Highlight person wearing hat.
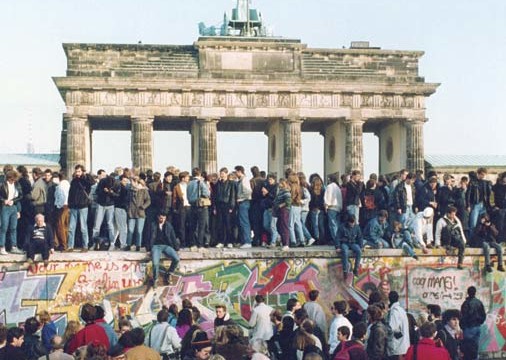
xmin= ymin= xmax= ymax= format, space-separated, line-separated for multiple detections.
xmin=183 ymin=331 xmax=212 ymax=360
xmin=408 ymin=207 xmax=434 ymax=254
xmin=150 ymin=213 xmax=180 ymax=288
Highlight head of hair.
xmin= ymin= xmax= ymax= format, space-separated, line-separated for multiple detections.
xmin=80 ymin=303 xmax=97 ymax=323
xmin=38 ymin=310 xmax=51 ymax=324
xmin=176 ymin=308 xmax=193 ymax=327
xmin=24 ymin=317 xmax=40 ymax=335
xmin=224 ymin=325 xmax=243 ymax=341
xmin=234 ymin=165 xmax=245 ymax=174
xmin=303 ymin=353 xmax=323 ymax=360
xmin=378 ymin=210 xmax=388 ymax=219
xmin=219 ymin=167 xmax=228 ymax=174
xmin=353 ymin=322 xmax=368 ymax=340
xmin=337 ymin=325 xmax=351 ymax=340
xmin=74 ymin=164 xmax=85 ymax=172
xmin=7 ymin=327 xmax=24 ymax=344
xmin=251 ymin=166 xmax=260 ymax=177
xmin=191 ymin=306 xmax=201 ymax=323
xmin=192 ymin=167 xmax=201 ymax=177
xmin=328 ymin=173 xmax=338 ymax=184
xmin=368 ymin=290 xmax=382 ymax=305
xmin=442 ymin=309 xmax=461 ymax=324
xmin=333 ymin=300 xmax=347 ymax=315
xmin=477 ymin=167 xmax=488 ymax=175
xmin=427 ymin=304 xmax=442 ymax=317
xmin=0 ymin=324 xmax=7 ymax=344
xmin=308 ymin=290 xmax=319 ymax=301
xmin=467 ymin=286 xmax=477 ymax=297
xmin=94 ymin=305 xmax=105 ymax=320
xmin=255 ymin=294 xmax=265 ymax=303
xmin=182 ymin=298 xmax=193 ymax=309
xmin=281 ymin=316 xmax=295 ymax=334
xmin=447 ymin=205 xmax=458 ymax=214
xmin=420 ymin=321 xmax=437 ymax=338
xmin=286 ymin=298 xmax=299 ymax=312
xmin=168 ymin=303 xmax=178 ymax=316
xmin=130 ymin=327 xmax=145 ymax=346
xmin=51 ymin=335 xmax=65 ymax=350
xmin=16 ymin=165 xmax=28 ymax=177
xmin=5 ymin=170 xmax=18 ymax=182
xmin=63 ymin=320 xmax=81 ymax=342
xmin=117 ymin=317 xmax=131 ymax=332
xmin=367 ymin=305 xmax=383 ymax=322
xmin=179 ymin=171 xmax=190 ymax=181
xmin=215 ymin=304 xmax=227 ymax=312
xmin=388 ymin=291 xmax=399 ymax=304
xmin=157 ymin=308 xmax=169 ymax=323
xmin=118 ymin=331 xmax=135 ymax=348
xmin=270 ymin=309 xmax=282 ymax=323
xmin=294 ymin=308 xmax=308 ymax=323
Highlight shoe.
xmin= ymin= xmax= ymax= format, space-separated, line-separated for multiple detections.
xmin=426 ymin=244 xmax=433 ymax=249
xmin=307 ymin=238 xmax=316 ymax=246
xmin=413 ymin=255 xmax=419 ymax=260
xmin=457 ymin=264 xmax=463 ymax=270
xmin=10 ymin=247 xmax=24 ymax=255
xmin=486 ymin=265 xmax=493 ymax=273
xmin=353 ymin=269 xmax=359 ymax=276
xmin=27 ymin=258 xmax=34 ymax=264
xmin=268 ymin=243 xmax=277 ymax=249
xmin=190 ymin=246 xmax=198 ymax=252
xmin=135 ymin=246 xmax=140 ymax=252
xmin=282 ymin=246 xmax=289 ymax=251
xmin=240 ymin=244 xmax=252 ymax=249
xmin=122 ymin=246 xmax=130 ymax=251
xmin=81 ymin=248 xmax=88 ymax=253
xmin=43 ymin=260 xmax=49 ymax=267
xmin=216 ymin=243 xmax=224 ymax=249
xmin=297 ymin=243 xmax=305 ymax=248
xmin=64 ymin=248 xmax=74 ymax=252
xmin=498 ymin=266 xmax=505 ymax=272
xmin=0 ymin=248 xmax=8 ymax=255
xmin=227 ymin=244 xmax=233 ymax=249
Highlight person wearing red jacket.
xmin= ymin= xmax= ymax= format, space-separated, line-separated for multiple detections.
xmin=405 ymin=322 xmax=451 ymax=360
xmin=65 ymin=303 xmax=110 ymax=355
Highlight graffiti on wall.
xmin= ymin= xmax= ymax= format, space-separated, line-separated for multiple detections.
xmin=0 ymin=254 xmax=504 ymax=353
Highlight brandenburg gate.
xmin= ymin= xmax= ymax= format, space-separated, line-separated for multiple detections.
xmin=54 ymin=6 xmax=438 ymax=178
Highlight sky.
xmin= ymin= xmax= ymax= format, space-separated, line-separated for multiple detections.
xmin=1 ymin=0 xmax=505 ymax=176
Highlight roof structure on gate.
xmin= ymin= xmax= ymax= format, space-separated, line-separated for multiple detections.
xmin=425 ymin=154 xmax=506 ymax=168
xmin=0 ymin=153 xmax=60 ymax=167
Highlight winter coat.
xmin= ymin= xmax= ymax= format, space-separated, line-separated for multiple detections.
xmin=367 ymin=321 xmax=388 ymax=360
xmin=405 ymin=338 xmax=451 ymax=360
xmin=127 ymin=187 xmax=151 ymax=219
xmin=460 ymin=296 xmax=486 ymax=329
xmin=68 ymin=175 xmax=94 ymax=209
xmin=387 ymin=302 xmax=410 ymax=356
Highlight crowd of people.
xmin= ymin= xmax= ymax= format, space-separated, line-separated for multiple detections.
xmin=0 ymin=287 xmax=487 ymax=360
xmin=0 ymin=163 xmax=505 ymax=279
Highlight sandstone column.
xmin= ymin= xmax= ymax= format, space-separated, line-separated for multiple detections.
xmin=406 ymin=118 xmax=425 ymax=172
xmin=283 ymin=118 xmax=303 ymax=173
xmin=198 ymin=118 xmax=218 ymax=174
xmin=131 ymin=116 xmax=154 ymax=172
xmin=345 ymin=118 xmax=364 ymax=174
xmin=65 ymin=114 xmax=88 ymax=178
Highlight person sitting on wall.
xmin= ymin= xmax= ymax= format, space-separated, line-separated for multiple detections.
xmin=337 ymin=214 xmax=363 ymax=277
xmin=435 ymin=206 xmax=466 ymax=269
xmin=150 ymin=212 xmax=180 ymax=289
xmin=471 ymin=213 xmax=505 ymax=272
xmin=408 ymin=207 xmax=434 ymax=254
xmin=363 ymin=210 xmax=391 ymax=249
xmin=26 ymin=213 xmax=54 ymax=268
xmin=391 ymin=221 xmax=418 ymax=260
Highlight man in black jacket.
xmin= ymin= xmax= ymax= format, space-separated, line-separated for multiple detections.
xmin=215 ymin=167 xmax=236 ymax=248
xmin=460 ymin=286 xmax=486 ymax=360
xmin=150 ymin=213 xmax=180 ymax=288
xmin=91 ymin=174 xmax=117 ymax=250
xmin=67 ymin=165 xmax=94 ymax=252
xmin=26 ymin=214 xmax=54 ymax=267
xmin=21 ymin=317 xmax=47 ymax=360
xmin=0 ymin=170 xmax=24 ymax=255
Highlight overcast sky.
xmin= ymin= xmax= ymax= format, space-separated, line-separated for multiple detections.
xmin=1 ymin=0 xmax=505 ymax=176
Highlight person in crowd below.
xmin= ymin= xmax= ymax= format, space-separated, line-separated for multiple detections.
xmin=427 ymin=304 xmax=444 ymax=334
xmin=65 ymin=303 xmax=110 ymax=354
xmin=438 ymin=309 xmax=463 ymax=360
xmin=472 ymin=213 xmax=505 ymax=272
xmin=95 ymin=305 xmax=119 ymax=348
xmin=54 ymin=172 xmax=70 ymax=251
xmin=4 ymin=327 xmax=25 ymax=360
xmin=0 ymin=324 xmax=6 ymax=359
xmin=293 ymin=309 xmax=327 ymax=358
xmin=31 ymin=167 xmax=48 ymax=217
xmin=284 ymin=298 xmax=302 ymax=321
xmin=366 ymin=305 xmax=388 ymax=360
xmin=393 ymin=171 xmax=416 ymax=227
xmin=435 ymin=206 xmax=466 ymax=269
xmin=43 ymin=336 xmax=74 ymax=360
xmin=387 ymin=291 xmax=410 ymax=360
xmin=113 ymin=175 xmax=130 ymax=250
xmin=273 ymin=178 xmax=292 ymax=251
xmin=308 ymin=174 xmax=325 ymax=244
xmin=454 ymin=176 xmax=470 ymax=240
xmin=179 ymin=306 xmax=203 ymax=359
xmin=183 ymin=331 xmax=212 ymax=360
xmin=330 ymin=322 xmax=368 ymax=360
xmin=408 ymin=207 xmax=434 ymax=254
xmin=460 ymin=286 xmax=486 ymax=360
xmin=405 ymin=322 xmax=451 ymax=360
xmin=62 ymin=320 xmax=82 ymax=354
xmin=215 ymin=325 xmax=250 ymax=360
xmin=249 ymin=294 xmax=274 ymax=343
xmin=117 ymin=318 xmax=132 ymax=338
xmin=328 ymin=300 xmax=353 ymax=355
xmin=107 ymin=344 xmax=127 ymax=360
xmin=214 ymin=304 xmax=235 ymax=328
xmin=234 ymin=165 xmax=253 ymax=249
xmin=172 ymin=171 xmax=191 ymax=248
xmin=250 ymin=166 xmax=266 ymax=247
xmin=346 ymin=170 xmax=364 ymax=223
xmin=67 ymin=165 xmax=94 ymax=252
xmin=146 ymin=308 xmax=181 ymax=359
xmin=167 ymin=304 xmax=178 ymax=327
xmin=292 ymin=320 xmax=322 ymax=360
xmin=492 ymin=172 xmax=506 ymax=242
xmin=186 ymin=168 xmax=211 ymax=250
xmin=21 ymin=316 xmax=47 ymax=360
xmin=0 ymin=170 xmax=24 ymax=255
xmin=215 ymin=167 xmax=236 ymax=249
xmin=126 ymin=177 xmax=151 ymax=251
xmin=176 ymin=308 xmax=194 ymax=340
xmin=337 ymin=214 xmax=363 ymax=277
xmin=303 ymin=290 xmax=327 ymax=341
xmin=38 ymin=310 xmax=57 ymax=353
xmin=26 ymin=214 xmax=54 ymax=268
xmin=391 ymin=220 xmax=418 ymax=259
xmin=124 ymin=328 xmax=159 ymax=360
xmin=249 ymin=339 xmax=270 ymax=360
xmin=261 ymin=174 xmax=279 ymax=248
xmin=91 ymin=172 xmax=117 ymax=250
xmin=324 ymin=173 xmax=343 ymax=247
xmin=363 ymin=210 xmax=391 ymax=249
xmin=150 ymin=213 xmax=180 ymax=288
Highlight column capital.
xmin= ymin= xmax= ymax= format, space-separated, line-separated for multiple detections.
xmin=282 ymin=117 xmax=304 ymax=124
xmin=131 ymin=116 xmax=154 ymax=123
xmin=406 ymin=117 xmax=427 ymax=124
xmin=63 ymin=113 xmax=87 ymax=122
xmin=196 ymin=117 xmax=220 ymax=124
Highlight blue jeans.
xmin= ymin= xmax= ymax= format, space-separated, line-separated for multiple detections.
xmin=263 ymin=209 xmax=279 ymax=245
xmin=127 ymin=218 xmax=145 ymax=247
xmin=347 ymin=205 xmax=360 ymax=222
xmin=289 ymin=206 xmax=304 ymax=245
xmin=238 ymin=201 xmax=251 ymax=245
xmin=309 ymin=209 xmax=324 ymax=241
xmin=364 ymin=238 xmax=391 ymax=249
xmin=114 ymin=208 xmax=127 ymax=247
xmin=68 ymin=207 xmax=89 ymax=249
xmin=300 ymin=210 xmax=312 ymax=241
xmin=92 ymin=205 xmax=115 ymax=245
xmin=341 ymin=243 xmax=362 ymax=274
xmin=399 ymin=206 xmax=414 ymax=227
xmin=463 ymin=326 xmax=481 ymax=360
xmin=151 ymin=244 xmax=180 ymax=282
xmin=328 ymin=209 xmax=340 ymax=247
xmin=483 ymin=241 xmax=503 ymax=267
xmin=470 ymin=202 xmax=485 ymax=231
xmin=0 ymin=206 xmax=18 ymax=248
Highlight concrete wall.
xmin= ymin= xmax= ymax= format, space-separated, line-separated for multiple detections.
xmin=0 ymin=250 xmax=504 ymax=357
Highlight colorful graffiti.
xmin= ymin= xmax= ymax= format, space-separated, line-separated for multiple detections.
xmin=0 ymin=253 xmax=504 ymax=354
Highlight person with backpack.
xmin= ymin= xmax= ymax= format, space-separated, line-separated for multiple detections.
xmin=435 ymin=206 xmax=466 ymax=269
xmin=460 ymin=286 xmax=486 ymax=360
xmin=331 ymin=322 xmax=368 ymax=360
xmin=405 ymin=322 xmax=450 ymax=360
xmin=146 ymin=309 xmax=181 ymax=360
